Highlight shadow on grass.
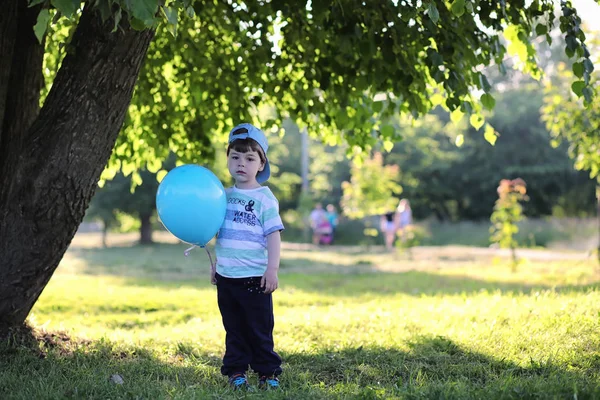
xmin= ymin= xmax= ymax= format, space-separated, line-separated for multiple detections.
xmin=63 ymin=243 xmax=599 ymax=298
xmin=115 ymin=270 xmax=600 ymax=302
xmin=284 ymin=335 xmax=600 ymax=398
xmin=65 ymin=243 xmax=373 ymax=280
xmin=65 ymin=242 xmax=204 ymax=277
xmin=2 ymin=329 xmax=599 ymax=399
xmin=281 ymin=270 xmax=600 ymax=298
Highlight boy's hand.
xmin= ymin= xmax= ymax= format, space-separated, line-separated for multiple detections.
xmin=210 ymin=263 xmax=217 ymax=285
xmin=261 ymin=269 xmax=278 ymax=294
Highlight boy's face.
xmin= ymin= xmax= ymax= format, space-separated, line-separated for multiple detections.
xmin=227 ymin=149 xmax=265 ymax=187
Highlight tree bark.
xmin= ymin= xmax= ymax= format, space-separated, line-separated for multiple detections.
xmin=139 ymin=213 xmax=154 ymax=245
xmin=0 ymin=1 xmax=44 ymax=214
xmin=0 ymin=0 xmax=19 ymax=131
xmin=0 ymin=3 xmax=154 ymax=335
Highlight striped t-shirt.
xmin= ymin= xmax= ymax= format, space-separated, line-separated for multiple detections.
xmin=215 ymin=186 xmax=284 ymax=278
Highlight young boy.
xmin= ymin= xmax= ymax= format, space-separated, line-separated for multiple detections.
xmin=210 ymin=123 xmax=284 ymax=390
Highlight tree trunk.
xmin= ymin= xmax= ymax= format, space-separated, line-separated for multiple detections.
xmin=102 ymin=222 xmax=109 ymax=249
xmin=139 ymin=213 xmax=154 ymax=245
xmin=0 ymin=3 xmax=154 ymax=335
xmin=0 ymin=1 xmax=44 ymax=213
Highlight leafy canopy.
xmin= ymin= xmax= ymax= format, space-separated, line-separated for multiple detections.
xmin=34 ymin=0 xmax=599 ymax=180
xmin=542 ymin=60 xmax=600 ymax=182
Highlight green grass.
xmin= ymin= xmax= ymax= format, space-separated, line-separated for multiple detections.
xmin=419 ymin=217 xmax=598 ymax=249
xmin=2 ymin=233 xmax=600 ymax=399
xmin=282 ymin=216 xmax=598 ymax=250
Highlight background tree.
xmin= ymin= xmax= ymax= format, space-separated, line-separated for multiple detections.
xmin=383 ymin=85 xmax=596 ymax=222
xmin=86 ymin=169 xmax=160 ymax=247
xmin=341 ymin=152 xmax=402 ymax=219
xmin=85 ymin=181 xmax=120 ymax=249
xmin=1 ymin=0 xmax=597 ymax=334
xmin=542 ymin=60 xmax=600 ymax=262
xmin=383 ymin=113 xmax=464 ymax=221
xmin=448 ymin=85 xmax=596 ymax=219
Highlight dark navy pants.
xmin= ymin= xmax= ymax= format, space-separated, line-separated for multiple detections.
xmin=216 ymin=273 xmax=282 ymax=377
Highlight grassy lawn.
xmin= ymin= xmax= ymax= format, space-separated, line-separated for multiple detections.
xmin=2 ymin=233 xmax=600 ymax=399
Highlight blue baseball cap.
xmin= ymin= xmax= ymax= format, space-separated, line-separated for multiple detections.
xmin=228 ymin=123 xmax=271 ymax=183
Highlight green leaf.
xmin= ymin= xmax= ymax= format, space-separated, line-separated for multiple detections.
xmin=446 ymin=96 xmax=461 ymax=111
xmin=430 ymin=93 xmax=444 ymax=106
xmin=131 ymin=171 xmax=143 ymax=189
xmin=469 ymin=113 xmax=485 ymax=130
xmin=428 ymin=2 xmax=439 ymax=24
xmin=572 ymin=62 xmax=584 ymax=78
xmin=571 ymin=80 xmax=585 ymax=96
xmin=484 ymin=124 xmax=497 ymax=145
xmin=185 ymin=6 xmax=195 ymax=18
xmin=50 ymin=0 xmax=79 ymax=18
xmin=565 ymin=46 xmax=575 ymax=58
xmin=161 ymin=5 xmax=178 ymax=27
xmin=535 ymin=23 xmax=547 ymax=36
xmin=498 ymin=63 xmax=507 ymax=76
xmin=565 ymin=34 xmax=578 ymax=52
xmin=383 ymin=139 xmax=394 ymax=152
xmin=146 ymin=157 xmax=161 ymax=173
xmin=129 ymin=17 xmax=148 ymax=30
xmin=582 ymin=45 xmax=590 ymax=58
xmin=157 ymin=170 xmax=168 ymax=183
xmin=28 ymin=0 xmax=47 ymax=7
xmin=451 ymin=0 xmax=465 ymax=17
xmin=479 ymin=74 xmax=491 ymax=92
xmin=97 ymin=0 xmax=112 ymax=22
xmin=335 ymin=108 xmax=349 ymax=129
xmin=128 ymin=0 xmax=158 ymax=25
xmin=460 ymin=101 xmax=473 ymax=114
xmin=583 ymin=59 xmax=594 ymax=74
xmin=33 ymin=9 xmax=50 ymax=44
xmin=582 ymin=87 xmax=593 ymax=104
xmin=380 ymin=124 xmax=395 ymax=138
xmin=372 ymin=101 xmax=383 ymax=113
xmin=112 ymin=7 xmax=122 ymax=32
xmin=450 ymin=108 xmax=464 ymax=123
xmin=481 ymin=93 xmax=496 ymax=110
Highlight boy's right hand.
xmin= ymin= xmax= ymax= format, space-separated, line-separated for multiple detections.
xmin=210 ymin=263 xmax=217 ymax=285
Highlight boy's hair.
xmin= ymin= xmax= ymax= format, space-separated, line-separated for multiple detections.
xmin=227 ymin=138 xmax=266 ymax=165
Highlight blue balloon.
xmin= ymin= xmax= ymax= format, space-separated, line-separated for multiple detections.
xmin=156 ymin=164 xmax=227 ymax=247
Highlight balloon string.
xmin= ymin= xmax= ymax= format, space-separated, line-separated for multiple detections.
xmin=204 ymin=246 xmax=214 ymax=267
xmin=183 ymin=245 xmax=197 ymax=257
xmin=184 ymin=245 xmax=215 ymax=268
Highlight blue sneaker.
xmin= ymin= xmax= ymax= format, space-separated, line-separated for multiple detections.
xmin=258 ymin=375 xmax=280 ymax=389
xmin=229 ymin=373 xmax=251 ymax=390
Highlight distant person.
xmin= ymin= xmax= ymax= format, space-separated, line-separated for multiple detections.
xmin=325 ymin=204 xmax=339 ymax=243
xmin=380 ymin=209 xmax=398 ymax=251
xmin=309 ymin=203 xmax=332 ymax=245
xmin=212 ymin=123 xmax=283 ymax=390
xmin=396 ymin=199 xmax=413 ymax=244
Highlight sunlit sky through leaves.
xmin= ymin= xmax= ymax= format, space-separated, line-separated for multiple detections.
xmin=572 ymin=0 xmax=600 ymax=29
